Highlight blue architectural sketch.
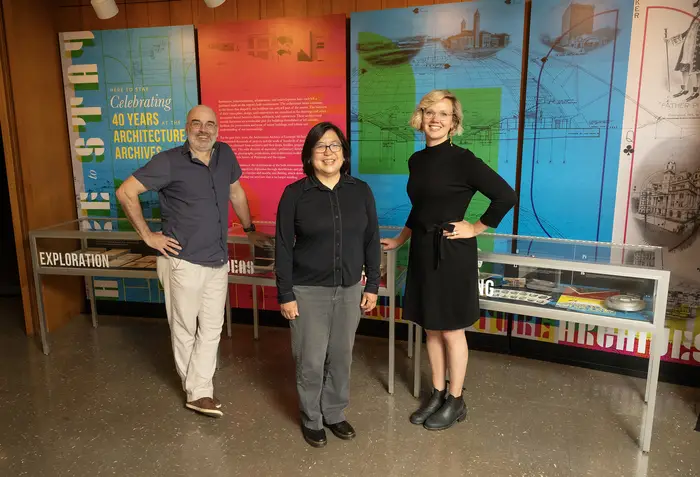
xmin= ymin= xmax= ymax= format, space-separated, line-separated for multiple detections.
xmin=520 ymin=0 xmax=633 ymax=257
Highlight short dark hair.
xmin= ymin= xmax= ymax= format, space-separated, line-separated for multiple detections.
xmin=301 ymin=122 xmax=351 ymax=177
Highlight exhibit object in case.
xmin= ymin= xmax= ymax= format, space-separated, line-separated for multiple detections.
xmin=29 ymin=218 xmax=407 ymax=394
xmin=410 ymin=233 xmax=670 ymax=453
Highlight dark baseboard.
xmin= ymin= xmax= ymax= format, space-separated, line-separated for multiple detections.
xmin=92 ymin=300 xmax=700 ymax=389
xmin=0 ymin=285 xmax=20 ymax=297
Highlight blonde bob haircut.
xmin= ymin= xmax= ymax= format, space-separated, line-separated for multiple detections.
xmin=409 ymin=89 xmax=464 ymax=136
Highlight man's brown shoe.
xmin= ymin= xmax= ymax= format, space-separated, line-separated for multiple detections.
xmin=186 ymin=397 xmax=223 ymax=417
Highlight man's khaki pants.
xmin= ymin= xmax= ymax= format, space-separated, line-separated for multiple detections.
xmin=157 ymin=256 xmax=228 ymax=402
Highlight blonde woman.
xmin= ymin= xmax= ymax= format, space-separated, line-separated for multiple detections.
xmin=381 ymin=90 xmax=516 ymax=430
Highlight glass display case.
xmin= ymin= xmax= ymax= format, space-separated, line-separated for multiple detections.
xmin=410 ymin=232 xmax=670 ymax=453
xmin=474 ymin=233 xmax=665 ymax=327
xmin=29 ymin=218 xmax=168 ymax=357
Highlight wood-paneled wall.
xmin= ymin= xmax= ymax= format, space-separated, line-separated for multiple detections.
xmin=56 ymin=0 xmax=448 ymax=31
xmin=1 ymin=0 xmax=84 ymax=337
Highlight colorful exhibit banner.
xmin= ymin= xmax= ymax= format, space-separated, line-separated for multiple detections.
xmin=198 ymin=15 xmax=347 ymax=311
xmin=519 ymin=0 xmax=633 ymax=246
xmin=351 ymin=1 xmax=523 ymax=233
xmin=611 ymin=0 xmax=700 ymax=366
xmin=351 ymin=0 xmax=525 ymax=335
xmin=513 ymin=318 xmax=700 ymax=367
xmin=59 ymin=26 xmax=199 ymax=302
xmin=198 ymin=15 xmax=347 ymax=224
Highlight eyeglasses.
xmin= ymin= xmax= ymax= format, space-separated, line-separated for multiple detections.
xmin=314 ymin=143 xmax=342 ymax=153
xmin=423 ymin=110 xmax=452 ymax=120
xmin=190 ymin=120 xmax=217 ymax=131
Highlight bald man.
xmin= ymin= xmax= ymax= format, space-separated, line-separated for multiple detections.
xmin=117 ymin=105 xmax=265 ymax=417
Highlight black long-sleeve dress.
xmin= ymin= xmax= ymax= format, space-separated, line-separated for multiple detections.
xmin=403 ymin=140 xmax=517 ymax=331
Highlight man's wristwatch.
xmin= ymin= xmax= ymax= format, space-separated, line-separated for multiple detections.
xmin=243 ymin=223 xmax=256 ymax=233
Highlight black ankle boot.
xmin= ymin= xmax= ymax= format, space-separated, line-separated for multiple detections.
xmin=423 ymin=393 xmax=467 ymax=430
xmin=409 ymin=388 xmax=446 ymax=425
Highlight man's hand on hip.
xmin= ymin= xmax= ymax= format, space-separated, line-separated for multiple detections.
xmin=145 ymin=232 xmax=181 ymax=256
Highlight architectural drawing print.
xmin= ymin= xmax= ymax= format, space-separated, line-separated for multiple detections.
xmin=613 ymin=0 xmax=700 ymax=326
xmin=664 ymin=0 xmax=700 ymax=100
xmin=207 ymin=27 xmax=328 ymax=63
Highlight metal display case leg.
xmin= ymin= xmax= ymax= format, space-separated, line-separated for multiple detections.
xmin=641 ymin=330 xmax=662 ymax=453
xmin=640 ymin=279 xmax=668 ymax=453
xmin=407 ymin=322 xmax=413 ymax=358
xmin=86 ymin=277 xmax=98 ymax=328
xmin=80 ymin=238 xmax=98 ymax=328
xmin=29 ymin=236 xmax=50 ymax=355
xmin=644 ymin=346 xmax=654 ymax=403
xmin=225 ymin=288 xmax=232 ymax=338
xmin=252 ymin=284 xmax=259 ymax=340
xmin=413 ymin=325 xmax=422 ymax=398
xmin=389 ymin=295 xmax=395 ymax=395
xmin=34 ymin=273 xmax=50 ymax=355
xmin=386 ymin=248 xmax=397 ymax=394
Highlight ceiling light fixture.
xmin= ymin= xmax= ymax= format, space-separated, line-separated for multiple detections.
xmin=204 ymin=0 xmax=226 ymax=8
xmin=91 ymin=0 xmax=118 ymax=20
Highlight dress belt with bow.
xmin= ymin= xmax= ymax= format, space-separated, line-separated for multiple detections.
xmin=428 ymin=221 xmax=460 ymax=270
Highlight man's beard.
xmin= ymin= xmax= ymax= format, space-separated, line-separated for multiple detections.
xmin=190 ymin=135 xmax=214 ymax=150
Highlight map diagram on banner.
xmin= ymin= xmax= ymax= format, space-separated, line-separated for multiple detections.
xmin=519 ymin=0 xmax=634 ymax=259
xmin=350 ymin=1 xmax=525 ymax=240
xmin=59 ymin=26 xmax=198 ymax=302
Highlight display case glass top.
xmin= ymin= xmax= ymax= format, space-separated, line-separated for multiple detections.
xmin=476 ymin=233 xmax=663 ymax=269
xmin=226 ymin=222 xmax=405 ymax=292
xmin=30 ymin=217 xmax=161 ymax=236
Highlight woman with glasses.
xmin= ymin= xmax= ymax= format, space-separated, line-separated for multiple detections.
xmin=382 ymin=90 xmax=517 ymax=431
xmin=275 ymin=122 xmax=381 ymax=448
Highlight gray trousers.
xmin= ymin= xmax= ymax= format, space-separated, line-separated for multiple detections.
xmin=290 ymin=283 xmax=362 ymax=430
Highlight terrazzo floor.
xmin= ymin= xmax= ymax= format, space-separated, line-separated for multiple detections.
xmin=1 ymin=297 xmax=699 ymax=477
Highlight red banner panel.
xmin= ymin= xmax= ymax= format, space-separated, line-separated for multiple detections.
xmin=198 ymin=15 xmax=347 ymax=225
